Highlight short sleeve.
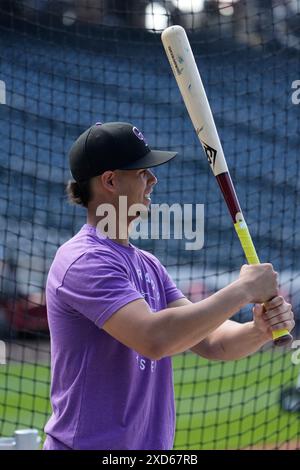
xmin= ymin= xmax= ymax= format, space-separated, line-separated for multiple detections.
xmin=56 ymin=250 xmax=143 ymax=328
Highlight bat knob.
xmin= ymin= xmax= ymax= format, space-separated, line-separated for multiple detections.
xmin=274 ymin=333 xmax=293 ymax=347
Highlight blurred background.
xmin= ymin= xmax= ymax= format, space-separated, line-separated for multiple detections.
xmin=0 ymin=0 xmax=299 ymax=450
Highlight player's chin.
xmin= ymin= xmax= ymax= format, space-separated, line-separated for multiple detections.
xmin=143 ymin=196 xmax=152 ymax=207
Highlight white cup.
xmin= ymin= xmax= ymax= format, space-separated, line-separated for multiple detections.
xmin=0 ymin=437 xmax=16 ymax=450
xmin=14 ymin=429 xmax=41 ymax=450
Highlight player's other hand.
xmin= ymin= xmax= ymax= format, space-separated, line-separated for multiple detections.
xmin=253 ymin=296 xmax=295 ymax=340
xmin=239 ymin=263 xmax=278 ymax=304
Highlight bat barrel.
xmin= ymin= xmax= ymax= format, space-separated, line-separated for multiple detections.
xmin=161 ymin=25 xmax=228 ymax=177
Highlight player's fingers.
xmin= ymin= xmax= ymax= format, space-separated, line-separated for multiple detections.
xmin=264 ymin=296 xmax=284 ymax=310
xmin=271 ymin=318 xmax=295 ymax=332
xmin=253 ymin=303 xmax=264 ymax=316
xmin=263 ymin=303 xmax=292 ymax=320
xmin=265 ymin=309 xmax=294 ymax=327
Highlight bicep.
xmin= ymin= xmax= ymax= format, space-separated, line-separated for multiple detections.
xmin=102 ymin=298 xmax=157 ymax=359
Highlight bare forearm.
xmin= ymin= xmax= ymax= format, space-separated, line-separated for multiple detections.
xmin=151 ymin=280 xmax=250 ymax=358
xmin=220 ymin=321 xmax=270 ymax=359
xmin=192 ymin=320 xmax=270 ymax=361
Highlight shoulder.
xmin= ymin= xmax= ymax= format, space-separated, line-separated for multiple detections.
xmin=138 ymin=248 xmax=163 ymax=268
xmin=136 ymin=248 xmax=168 ymax=275
xmin=48 ymin=235 xmax=128 ymax=289
xmin=65 ymin=246 xmax=128 ymax=275
xmin=138 ymin=248 xmax=160 ymax=264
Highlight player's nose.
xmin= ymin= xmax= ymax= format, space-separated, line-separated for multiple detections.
xmin=147 ymin=169 xmax=157 ymax=185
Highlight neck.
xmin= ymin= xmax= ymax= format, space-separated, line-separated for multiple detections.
xmin=87 ymin=207 xmax=130 ymax=247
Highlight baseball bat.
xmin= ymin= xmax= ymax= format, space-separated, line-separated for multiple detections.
xmin=161 ymin=25 xmax=292 ymax=347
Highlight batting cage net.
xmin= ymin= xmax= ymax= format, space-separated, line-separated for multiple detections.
xmin=0 ymin=0 xmax=300 ymax=450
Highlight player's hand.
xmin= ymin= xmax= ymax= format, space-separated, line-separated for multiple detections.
xmin=252 ymin=296 xmax=295 ymax=340
xmin=239 ymin=263 xmax=278 ymax=304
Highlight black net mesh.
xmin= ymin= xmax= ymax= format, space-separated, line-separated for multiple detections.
xmin=0 ymin=0 xmax=299 ymax=450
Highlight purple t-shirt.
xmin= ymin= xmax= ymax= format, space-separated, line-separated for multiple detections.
xmin=43 ymin=224 xmax=184 ymax=450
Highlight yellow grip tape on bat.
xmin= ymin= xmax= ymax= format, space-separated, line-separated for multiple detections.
xmin=234 ymin=221 xmax=288 ymax=342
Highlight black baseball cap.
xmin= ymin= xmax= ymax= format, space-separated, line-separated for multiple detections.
xmin=69 ymin=122 xmax=177 ymax=182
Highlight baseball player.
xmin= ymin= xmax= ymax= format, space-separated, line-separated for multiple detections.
xmin=43 ymin=122 xmax=294 ymax=450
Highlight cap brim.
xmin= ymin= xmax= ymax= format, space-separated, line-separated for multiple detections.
xmin=120 ymin=149 xmax=177 ymax=170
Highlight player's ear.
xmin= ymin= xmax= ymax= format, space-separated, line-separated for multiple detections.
xmin=100 ymin=171 xmax=116 ymax=192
